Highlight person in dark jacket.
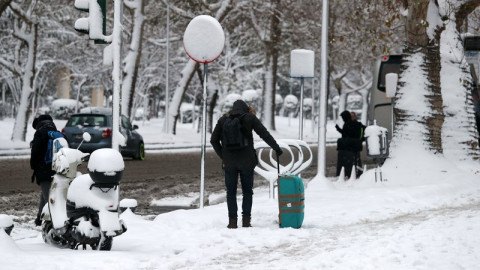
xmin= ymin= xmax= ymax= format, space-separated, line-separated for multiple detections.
xmin=350 ymin=112 xmax=366 ymax=177
xmin=210 ymin=99 xmax=283 ymax=229
xmin=335 ymin=110 xmax=363 ymax=179
xmin=30 ymin=114 xmax=58 ymax=226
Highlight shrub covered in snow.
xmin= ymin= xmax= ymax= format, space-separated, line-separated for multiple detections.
xmin=51 ymin=99 xmax=81 ymax=120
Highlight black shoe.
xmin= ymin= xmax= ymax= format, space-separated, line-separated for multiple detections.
xmin=242 ymin=216 xmax=251 ymax=227
xmin=227 ymin=218 xmax=237 ymax=229
xmin=34 ymin=218 xmax=41 ymax=226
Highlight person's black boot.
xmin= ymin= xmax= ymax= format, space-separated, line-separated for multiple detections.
xmin=242 ymin=216 xmax=251 ymax=227
xmin=227 ymin=218 xmax=237 ymax=229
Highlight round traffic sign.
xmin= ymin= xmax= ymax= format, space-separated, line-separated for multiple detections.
xmin=183 ymin=15 xmax=225 ymax=64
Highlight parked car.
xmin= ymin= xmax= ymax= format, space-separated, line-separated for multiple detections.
xmin=62 ymin=108 xmax=145 ymax=160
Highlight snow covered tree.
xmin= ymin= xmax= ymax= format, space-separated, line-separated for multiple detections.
xmin=0 ymin=0 xmax=12 ymax=16
xmin=121 ymin=0 xmax=145 ymax=119
xmin=165 ymin=0 xmax=233 ymax=134
xmin=392 ymin=0 xmax=480 ymax=165
xmin=0 ymin=1 xmax=38 ymax=141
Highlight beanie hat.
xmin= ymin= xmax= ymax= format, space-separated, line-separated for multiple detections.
xmin=32 ymin=114 xmax=53 ymax=129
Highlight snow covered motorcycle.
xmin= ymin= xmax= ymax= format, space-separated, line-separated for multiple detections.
xmin=41 ymin=133 xmax=127 ymax=250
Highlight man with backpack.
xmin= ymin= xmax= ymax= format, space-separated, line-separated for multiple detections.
xmin=211 ymin=99 xmax=283 ymax=229
xmin=30 ymin=114 xmax=63 ymax=226
xmin=350 ymin=112 xmax=366 ymax=177
xmin=335 ymin=111 xmax=365 ymax=179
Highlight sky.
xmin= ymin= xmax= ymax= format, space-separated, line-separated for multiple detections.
xmin=1 ymin=113 xmax=480 ymax=269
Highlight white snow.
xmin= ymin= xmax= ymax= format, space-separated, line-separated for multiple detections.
xmin=365 ymin=123 xmax=388 ymax=156
xmin=2 ymin=166 xmax=480 ymax=269
xmin=183 ymin=15 xmax=225 ymax=63
xmin=283 ymin=94 xmax=298 ymax=109
xmin=290 ymin=49 xmax=315 ymax=78
xmin=1 ymin=84 xmax=480 ymax=270
xmin=1 ymin=114 xmax=480 ymax=269
xmin=0 ymin=214 xmax=13 ymax=228
xmin=87 ymin=148 xmax=125 ymax=173
xmin=120 ymin=198 xmax=138 ymax=208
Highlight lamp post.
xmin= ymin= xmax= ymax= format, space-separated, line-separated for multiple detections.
xmin=290 ymin=49 xmax=315 ymax=141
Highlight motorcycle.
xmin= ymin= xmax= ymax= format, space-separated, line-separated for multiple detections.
xmin=41 ymin=133 xmax=127 ymax=250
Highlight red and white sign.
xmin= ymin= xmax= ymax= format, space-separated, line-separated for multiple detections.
xmin=183 ymin=15 xmax=225 ymax=64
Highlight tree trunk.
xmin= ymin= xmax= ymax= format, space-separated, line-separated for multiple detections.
xmin=208 ymin=90 xmax=218 ymax=133
xmin=0 ymin=0 xmax=12 ymax=17
xmin=261 ymin=0 xmax=281 ymax=130
xmin=168 ymin=60 xmax=198 ymax=134
xmin=395 ymin=0 xmax=444 ymax=153
xmin=122 ymin=0 xmax=145 ymax=119
xmin=393 ymin=0 xmax=480 ymax=162
xmin=12 ymin=23 xmax=37 ymax=141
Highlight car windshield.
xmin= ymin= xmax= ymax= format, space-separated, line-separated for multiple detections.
xmin=66 ymin=115 xmax=107 ymax=127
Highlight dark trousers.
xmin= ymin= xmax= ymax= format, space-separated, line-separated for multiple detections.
xmin=224 ymin=168 xmax=254 ymax=218
xmin=336 ymin=150 xmax=355 ymax=178
xmin=37 ymin=181 xmax=51 ymax=221
xmin=354 ymin=152 xmax=363 ymax=177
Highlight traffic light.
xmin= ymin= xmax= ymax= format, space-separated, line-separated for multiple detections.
xmin=74 ymin=0 xmax=107 ymax=44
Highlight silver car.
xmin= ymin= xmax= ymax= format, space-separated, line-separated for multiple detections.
xmin=62 ymin=108 xmax=145 ymax=160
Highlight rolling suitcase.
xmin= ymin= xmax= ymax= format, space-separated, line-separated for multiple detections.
xmin=276 ymin=154 xmax=305 ymax=229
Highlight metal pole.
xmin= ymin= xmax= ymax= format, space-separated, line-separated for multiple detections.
xmin=317 ymin=0 xmax=329 ymax=177
xmin=391 ymin=97 xmax=394 ymax=139
xmin=200 ymin=63 xmax=208 ymax=209
xmin=311 ymin=79 xmax=315 ymax=134
xmin=164 ymin=1 xmax=170 ymax=133
xmin=299 ymin=77 xmax=304 ymax=140
xmin=112 ymin=0 xmax=123 ymax=151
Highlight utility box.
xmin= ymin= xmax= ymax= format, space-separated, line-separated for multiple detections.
xmin=365 ymin=124 xmax=389 ymax=160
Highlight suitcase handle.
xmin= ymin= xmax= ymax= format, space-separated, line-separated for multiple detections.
xmin=276 ymin=152 xmax=280 ymax=175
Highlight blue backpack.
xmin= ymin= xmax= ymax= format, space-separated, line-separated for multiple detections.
xmin=44 ymin=131 xmax=64 ymax=164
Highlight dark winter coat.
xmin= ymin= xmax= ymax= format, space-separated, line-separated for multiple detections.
xmin=30 ymin=116 xmax=58 ymax=185
xmin=336 ymin=111 xmax=363 ymax=152
xmin=210 ymin=100 xmax=281 ymax=171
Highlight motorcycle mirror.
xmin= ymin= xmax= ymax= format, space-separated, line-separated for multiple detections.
xmin=83 ymin=132 xmax=91 ymax=142
xmin=77 ymin=132 xmax=91 ymax=150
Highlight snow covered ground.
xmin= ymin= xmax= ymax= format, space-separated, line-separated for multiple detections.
xmin=1 ymin=116 xmax=480 ymax=269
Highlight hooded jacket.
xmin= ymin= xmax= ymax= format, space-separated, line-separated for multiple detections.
xmin=210 ymin=100 xmax=281 ymax=170
xmin=30 ymin=115 xmax=58 ymax=184
xmin=336 ymin=110 xmax=363 ymax=152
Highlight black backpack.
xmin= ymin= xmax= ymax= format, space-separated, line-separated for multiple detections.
xmin=222 ymin=114 xmax=248 ymax=150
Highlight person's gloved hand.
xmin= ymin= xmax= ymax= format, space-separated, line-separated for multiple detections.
xmin=276 ymin=148 xmax=283 ymax=157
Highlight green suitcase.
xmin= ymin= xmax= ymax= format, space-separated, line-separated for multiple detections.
xmin=278 ymin=174 xmax=304 ymax=229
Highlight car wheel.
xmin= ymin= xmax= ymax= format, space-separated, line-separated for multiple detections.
xmin=134 ymin=142 xmax=145 ymax=160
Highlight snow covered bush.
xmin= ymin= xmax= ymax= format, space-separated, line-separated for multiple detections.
xmin=51 ymin=99 xmax=80 ymax=120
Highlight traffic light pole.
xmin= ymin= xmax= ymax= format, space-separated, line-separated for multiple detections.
xmin=112 ymin=0 xmax=123 ymax=151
